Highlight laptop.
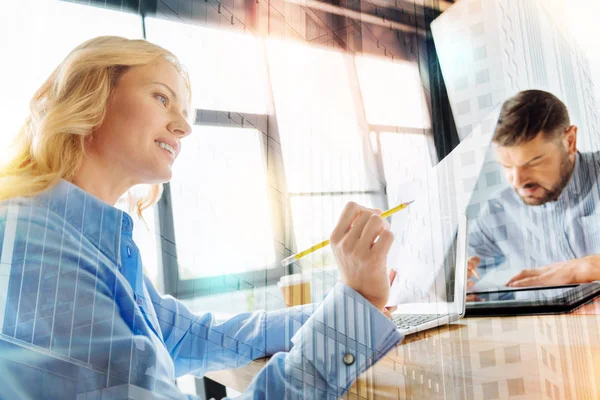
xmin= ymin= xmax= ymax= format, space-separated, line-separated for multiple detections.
xmin=384 ymin=107 xmax=499 ymax=335
xmin=389 ymin=214 xmax=468 ymax=334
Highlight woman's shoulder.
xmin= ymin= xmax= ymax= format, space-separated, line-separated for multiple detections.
xmin=0 ymin=196 xmax=70 ymax=237
xmin=0 ymin=196 xmax=37 ymax=217
xmin=1 ymin=195 xmax=56 ymax=217
xmin=0 ymin=196 xmax=106 ymax=270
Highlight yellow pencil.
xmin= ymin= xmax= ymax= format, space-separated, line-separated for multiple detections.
xmin=280 ymin=200 xmax=414 ymax=267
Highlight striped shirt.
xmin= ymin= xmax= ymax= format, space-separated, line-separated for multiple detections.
xmin=0 ymin=179 xmax=402 ymax=399
xmin=469 ymin=151 xmax=600 ymax=274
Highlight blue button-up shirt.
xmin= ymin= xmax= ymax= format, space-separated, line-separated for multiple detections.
xmin=0 ymin=180 xmax=402 ymax=399
xmin=469 ymin=151 xmax=600 ymax=275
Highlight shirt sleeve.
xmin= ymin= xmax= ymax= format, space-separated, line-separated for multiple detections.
xmin=238 ymin=282 xmax=403 ymax=399
xmin=468 ymin=215 xmax=506 ymax=269
xmin=144 ymin=277 xmax=317 ymax=378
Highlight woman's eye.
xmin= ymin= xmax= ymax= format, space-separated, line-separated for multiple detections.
xmin=156 ymin=94 xmax=168 ymax=107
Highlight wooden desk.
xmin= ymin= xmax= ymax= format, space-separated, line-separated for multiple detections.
xmin=207 ymin=297 xmax=600 ymax=399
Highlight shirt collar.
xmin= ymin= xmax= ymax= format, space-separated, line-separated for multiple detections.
xmin=33 ymin=179 xmax=134 ymax=263
xmin=554 ymin=151 xmax=582 ymax=203
xmin=565 ymin=151 xmax=582 ymax=196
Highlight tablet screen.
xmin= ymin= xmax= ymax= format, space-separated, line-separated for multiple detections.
xmin=469 ymin=286 xmax=576 ymax=303
xmin=465 ymin=282 xmax=600 ymax=316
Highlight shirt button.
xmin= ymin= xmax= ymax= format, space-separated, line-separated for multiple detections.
xmin=343 ymin=353 xmax=355 ymax=366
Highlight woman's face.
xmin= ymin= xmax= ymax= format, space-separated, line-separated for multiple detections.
xmin=89 ymin=58 xmax=192 ymax=185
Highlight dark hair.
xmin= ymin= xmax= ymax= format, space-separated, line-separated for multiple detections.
xmin=493 ymin=90 xmax=570 ymax=146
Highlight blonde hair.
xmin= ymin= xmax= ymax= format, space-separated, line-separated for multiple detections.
xmin=0 ymin=36 xmax=191 ymax=218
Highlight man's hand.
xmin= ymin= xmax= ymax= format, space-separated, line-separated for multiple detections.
xmin=465 ymin=256 xmax=482 ymax=303
xmin=330 ymin=202 xmax=395 ymax=312
xmin=506 ymin=256 xmax=600 ymax=287
xmin=466 ymin=256 xmax=481 ymax=291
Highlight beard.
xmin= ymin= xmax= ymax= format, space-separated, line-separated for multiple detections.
xmin=516 ymin=151 xmax=574 ymax=206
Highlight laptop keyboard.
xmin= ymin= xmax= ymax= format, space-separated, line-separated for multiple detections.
xmin=392 ymin=314 xmax=446 ymax=330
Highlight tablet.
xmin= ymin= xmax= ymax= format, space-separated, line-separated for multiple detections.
xmin=465 ymin=282 xmax=600 ymax=317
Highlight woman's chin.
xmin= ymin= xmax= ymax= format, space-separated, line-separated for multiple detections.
xmin=143 ymin=170 xmax=173 ymax=185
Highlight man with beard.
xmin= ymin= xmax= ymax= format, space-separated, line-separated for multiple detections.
xmin=467 ymin=90 xmax=600 ymax=289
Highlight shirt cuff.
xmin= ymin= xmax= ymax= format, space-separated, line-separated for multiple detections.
xmin=289 ymin=282 xmax=403 ymax=395
xmin=255 ymin=303 xmax=317 ymax=358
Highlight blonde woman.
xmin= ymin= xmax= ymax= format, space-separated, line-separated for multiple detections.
xmin=0 ymin=36 xmax=402 ymax=399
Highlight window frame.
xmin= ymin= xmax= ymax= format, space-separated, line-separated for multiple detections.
xmin=158 ymin=110 xmax=292 ymax=298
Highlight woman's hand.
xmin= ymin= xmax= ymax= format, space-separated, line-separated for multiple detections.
xmin=330 ymin=202 xmax=395 ymax=311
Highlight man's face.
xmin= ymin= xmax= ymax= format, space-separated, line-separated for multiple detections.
xmin=494 ymin=128 xmax=577 ymax=206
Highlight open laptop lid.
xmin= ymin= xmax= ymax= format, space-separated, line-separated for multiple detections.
xmin=386 ymin=107 xmax=500 ymax=315
xmin=389 ymin=215 xmax=467 ymax=315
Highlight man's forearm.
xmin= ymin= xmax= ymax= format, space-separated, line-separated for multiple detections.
xmin=580 ymin=255 xmax=600 ymax=282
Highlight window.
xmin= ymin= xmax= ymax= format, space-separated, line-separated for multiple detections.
xmin=476 ymin=69 xmax=490 ymax=85
xmin=355 ymin=56 xmax=431 ymax=129
xmin=507 ymin=378 xmax=525 ymax=396
xmin=482 ymin=382 xmax=499 ymax=399
xmin=471 ymin=22 xmax=484 ymax=37
xmin=145 ymin=17 xmax=271 ymax=115
xmin=169 ymin=126 xmax=276 ymax=279
xmin=503 ymin=344 xmax=521 ymax=363
xmin=546 ymin=379 xmax=553 ymax=399
xmin=457 ymin=100 xmax=471 ymax=115
xmin=0 ymin=0 xmax=142 ymax=157
xmin=144 ymin=16 xmax=437 ymax=295
xmin=267 ymin=39 xmax=386 ymax=267
xmin=267 ymin=39 xmax=377 ymax=194
xmin=478 ymin=93 xmax=493 ymax=110
xmin=145 ymin=17 xmax=282 ymax=295
xmin=542 ymin=347 xmax=548 ymax=366
xmin=479 ymin=349 xmax=496 ymax=368
xmin=474 ymin=45 xmax=487 ymax=61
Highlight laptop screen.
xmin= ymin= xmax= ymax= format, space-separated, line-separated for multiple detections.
xmin=386 ymin=107 xmax=500 ymax=307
